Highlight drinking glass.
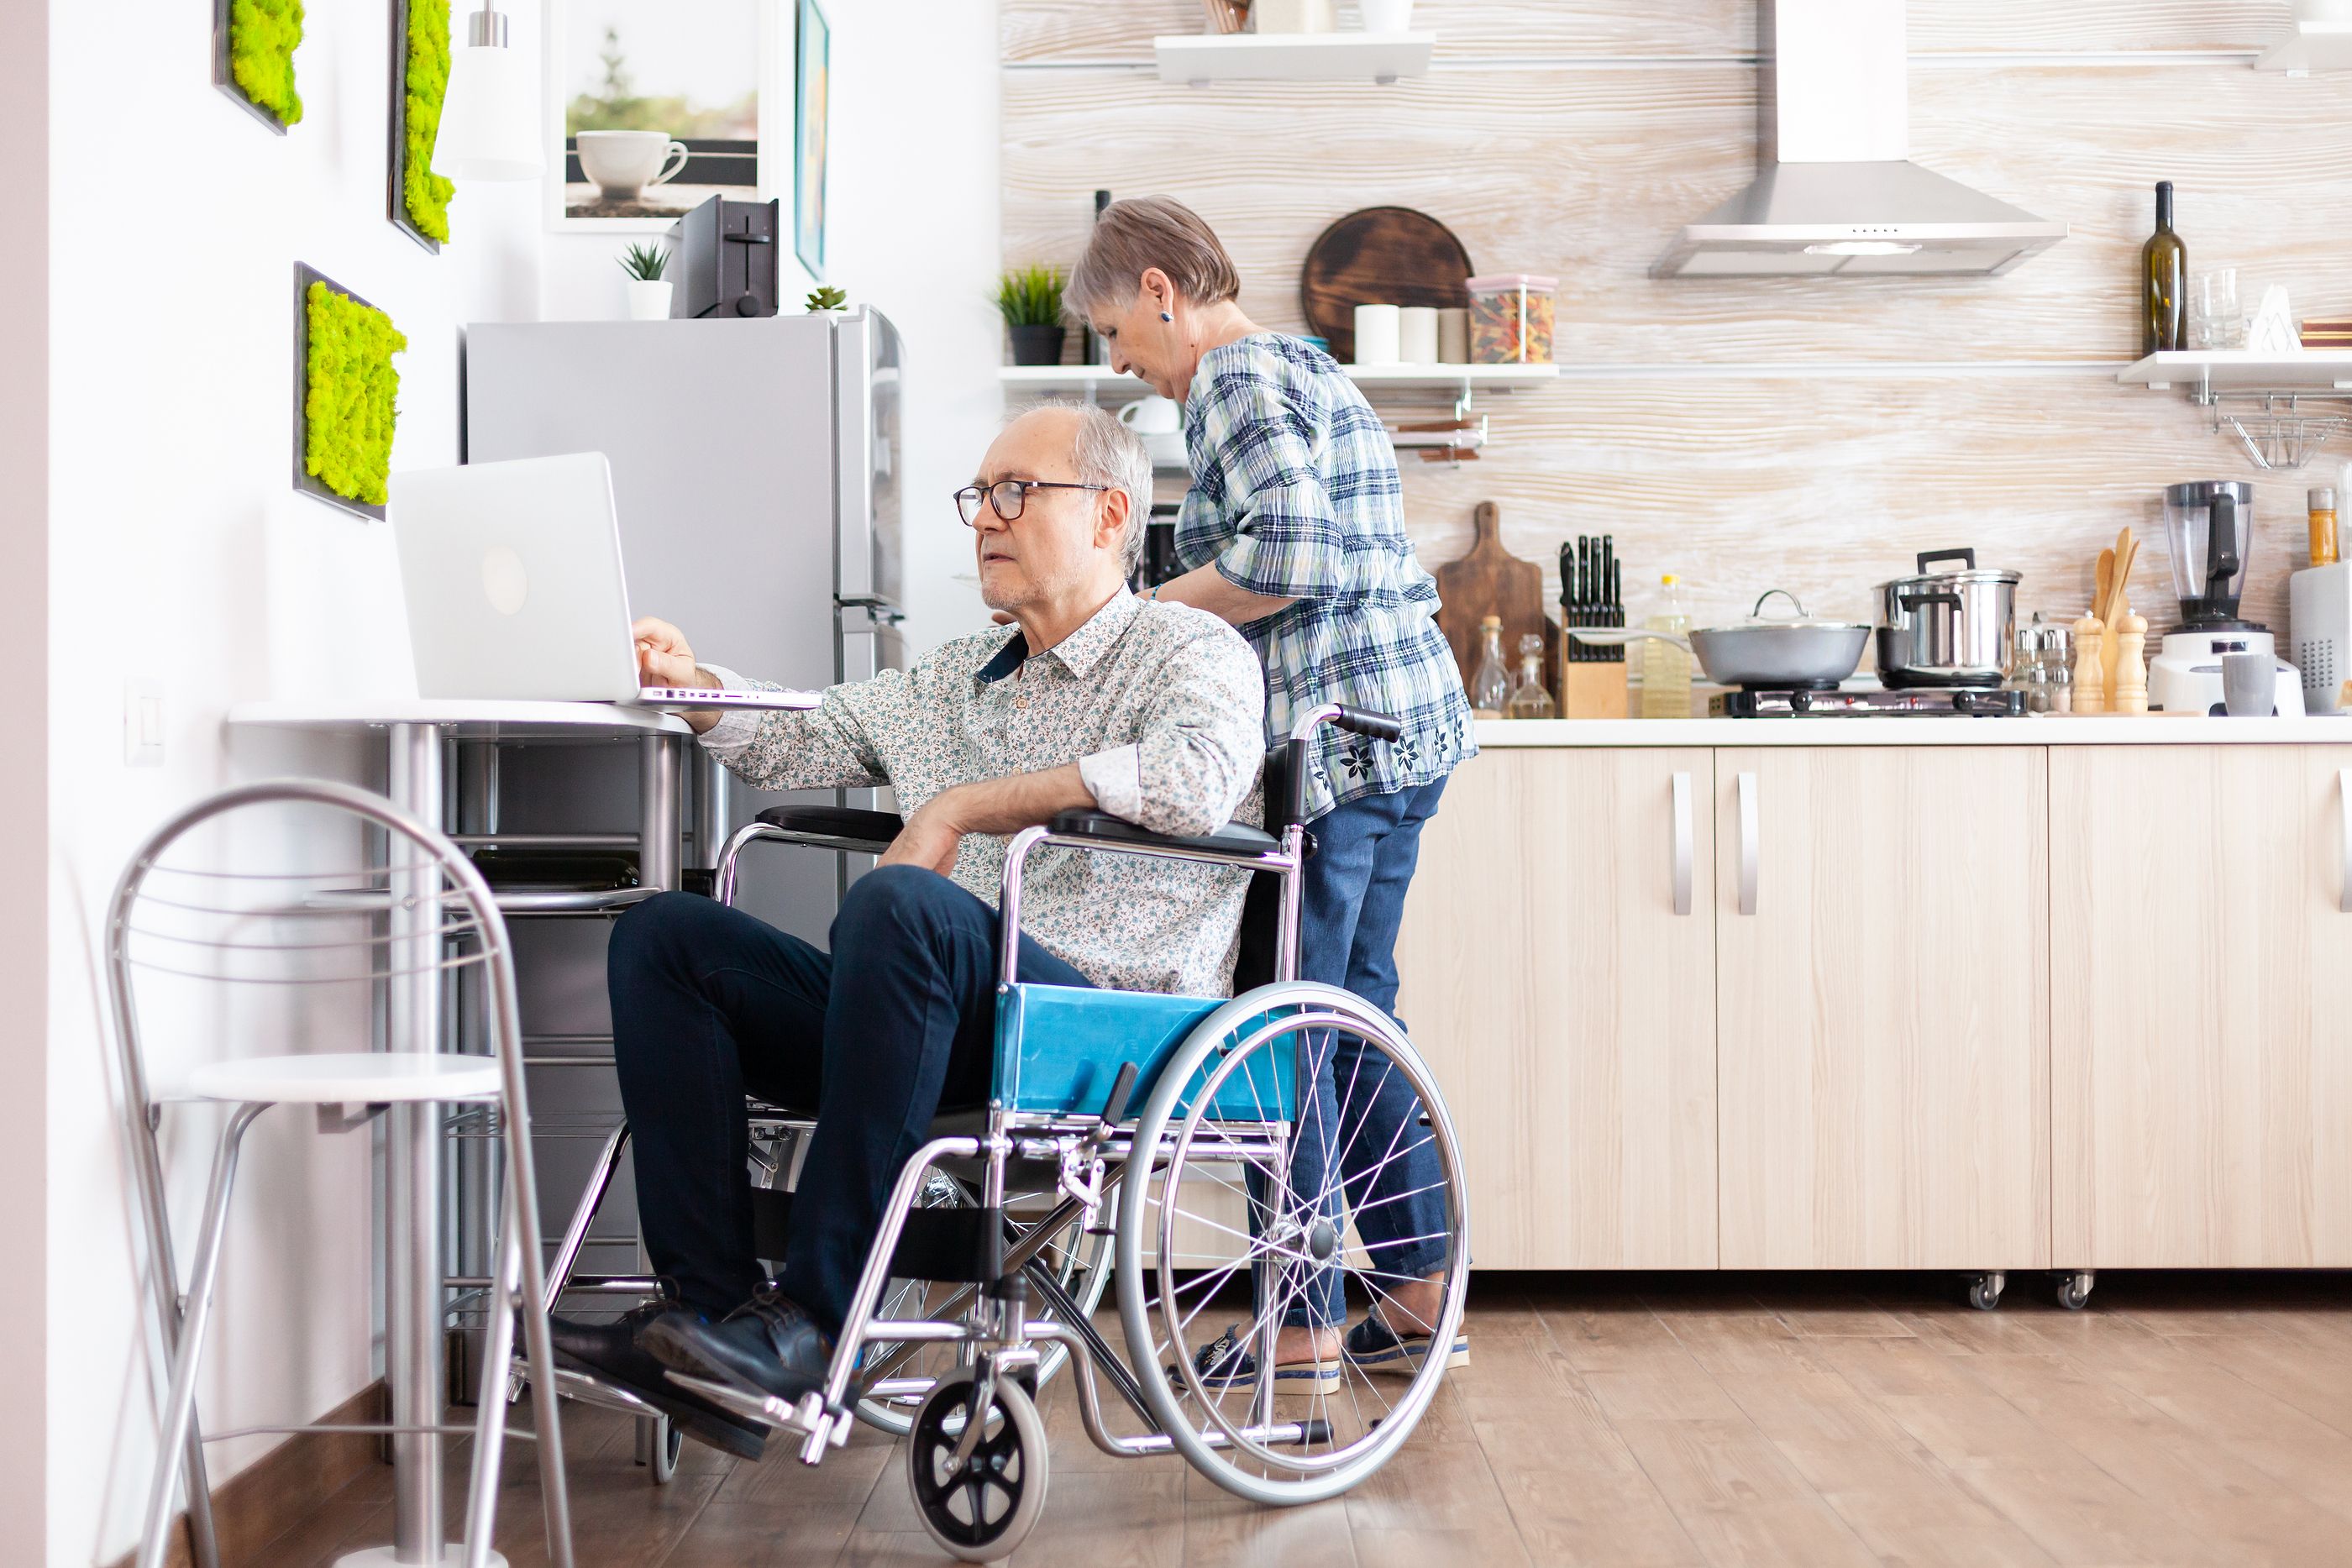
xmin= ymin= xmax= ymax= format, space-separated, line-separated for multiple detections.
xmin=2194 ymin=268 xmax=2241 ymax=351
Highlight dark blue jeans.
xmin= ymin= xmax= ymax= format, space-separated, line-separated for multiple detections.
xmin=606 ymin=867 xmax=1090 ymax=1335
xmin=1283 ymin=777 xmax=1452 ymax=1327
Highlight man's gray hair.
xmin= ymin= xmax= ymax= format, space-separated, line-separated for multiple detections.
xmin=1021 ymin=402 xmax=1153 ymax=575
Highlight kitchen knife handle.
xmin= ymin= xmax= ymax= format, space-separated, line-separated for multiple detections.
xmin=2339 ymin=768 xmax=2351 ymax=915
xmin=1736 ymin=771 xmax=1759 ymax=916
xmin=1671 ymin=770 xmax=1693 ymax=916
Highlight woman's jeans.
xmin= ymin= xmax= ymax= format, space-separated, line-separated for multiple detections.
xmin=1270 ymin=777 xmax=1452 ymax=1329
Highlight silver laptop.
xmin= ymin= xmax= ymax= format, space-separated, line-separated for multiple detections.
xmin=391 ymin=453 xmax=819 ymax=712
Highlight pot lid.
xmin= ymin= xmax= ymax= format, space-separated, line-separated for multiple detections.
xmin=1714 ymin=588 xmax=1872 ymax=632
xmin=1877 ymin=548 xmax=2020 ymax=590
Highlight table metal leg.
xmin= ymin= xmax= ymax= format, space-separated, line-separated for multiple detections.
xmin=381 ymin=722 xmax=445 ymax=1566
xmin=639 ymin=735 xmax=681 ymax=891
xmin=690 ymin=745 xmax=732 ymax=874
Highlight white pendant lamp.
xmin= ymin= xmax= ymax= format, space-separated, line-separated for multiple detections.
xmin=435 ymin=3 xmax=543 ymax=181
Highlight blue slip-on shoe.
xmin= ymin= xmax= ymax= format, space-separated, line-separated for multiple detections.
xmin=1343 ymin=1310 xmax=1469 ymax=1377
xmin=1181 ymin=1324 xmax=1341 ymax=1395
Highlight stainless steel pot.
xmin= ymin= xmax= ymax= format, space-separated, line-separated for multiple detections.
xmin=1572 ymin=590 xmax=1872 ymax=690
xmin=1875 ymin=548 xmax=2019 ymax=689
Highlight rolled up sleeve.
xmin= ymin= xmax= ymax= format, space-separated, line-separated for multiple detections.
xmin=1121 ymin=628 xmax=1266 ymax=839
xmin=696 ymin=664 xmax=899 ymax=794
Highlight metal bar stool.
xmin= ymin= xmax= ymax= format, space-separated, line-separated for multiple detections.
xmin=108 ymin=779 xmax=575 ymax=1568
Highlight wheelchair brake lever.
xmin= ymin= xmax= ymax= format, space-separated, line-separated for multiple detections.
xmin=1088 ymin=1062 xmax=1139 ymax=1146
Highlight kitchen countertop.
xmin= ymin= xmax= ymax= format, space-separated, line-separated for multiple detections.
xmin=1474 ymin=715 xmax=2352 ymax=747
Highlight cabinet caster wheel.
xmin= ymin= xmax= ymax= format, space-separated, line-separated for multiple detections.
xmin=2055 ymin=1271 xmax=2095 ymax=1312
xmin=1966 ymin=1272 xmax=2005 ymax=1311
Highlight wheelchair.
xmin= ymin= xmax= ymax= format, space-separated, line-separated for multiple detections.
xmin=528 ymin=704 xmax=1472 ymax=1560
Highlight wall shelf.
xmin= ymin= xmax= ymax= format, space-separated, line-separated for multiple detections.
xmin=1152 ymin=32 xmax=1434 ymax=86
xmin=1000 ymin=362 xmax=1559 ymax=400
xmin=2120 ymin=353 xmax=2352 ymax=471
xmin=2255 ymin=18 xmax=2352 ymax=72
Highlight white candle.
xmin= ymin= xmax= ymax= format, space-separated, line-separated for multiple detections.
xmin=1353 ymin=303 xmax=1401 ymax=365
xmin=1399 ymin=306 xmax=1439 ymax=364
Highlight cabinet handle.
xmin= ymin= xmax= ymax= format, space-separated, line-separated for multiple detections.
xmin=2339 ymin=768 xmax=2351 ymax=915
xmin=1736 ymin=771 xmax=1759 ymax=916
xmin=1671 ymin=771 xmax=1693 ymax=915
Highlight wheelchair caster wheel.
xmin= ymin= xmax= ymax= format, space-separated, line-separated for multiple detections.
xmin=907 ymin=1371 xmax=1047 ymax=1562
xmin=2055 ymin=1271 xmax=2095 ymax=1312
xmin=1966 ymin=1272 xmax=2005 ymax=1312
xmin=633 ymin=1413 xmax=681 ymax=1484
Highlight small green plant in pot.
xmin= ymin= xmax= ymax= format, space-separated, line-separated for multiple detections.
xmin=998 ymin=264 xmax=1068 ymax=366
xmin=619 ymin=242 xmax=672 ymax=322
xmin=806 ymin=285 xmax=848 ymax=312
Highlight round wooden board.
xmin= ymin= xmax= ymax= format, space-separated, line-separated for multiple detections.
xmin=1300 ymin=207 xmax=1475 ymax=364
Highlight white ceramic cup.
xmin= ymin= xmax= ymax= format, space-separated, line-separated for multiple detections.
xmin=1399 ymin=305 xmax=1439 ymax=363
xmin=1255 ymin=0 xmax=1336 ymax=33
xmin=576 ymin=131 xmax=691 ymax=199
xmin=1360 ymin=0 xmax=1415 ymax=30
xmin=1437 ymin=306 xmax=1469 ymax=364
xmin=1117 ymin=395 xmax=1183 ymax=436
xmin=1353 ymin=303 xmax=1401 ymax=365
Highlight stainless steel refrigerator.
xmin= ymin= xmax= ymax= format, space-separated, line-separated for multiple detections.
xmin=459 ymin=308 xmax=906 ymax=1297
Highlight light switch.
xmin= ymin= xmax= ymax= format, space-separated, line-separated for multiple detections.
xmin=124 ymin=679 xmax=164 ymax=767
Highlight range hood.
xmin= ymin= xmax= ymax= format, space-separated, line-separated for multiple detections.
xmin=1653 ymin=0 xmax=2067 ymax=278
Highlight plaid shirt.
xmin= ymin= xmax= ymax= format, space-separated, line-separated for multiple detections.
xmin=1177 ymin=334 xmax=1474 ymax=821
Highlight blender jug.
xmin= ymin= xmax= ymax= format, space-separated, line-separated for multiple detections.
xmin=2164 ymin=480 xmax=2255 ymax=627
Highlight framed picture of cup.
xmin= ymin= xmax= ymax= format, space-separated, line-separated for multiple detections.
xmin=543 ymin=0 xmax=778 ymax=233
xmin=793 ymin=0 xmax=828 ymax=277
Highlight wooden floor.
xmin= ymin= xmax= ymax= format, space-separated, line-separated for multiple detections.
xmin=253 ymin=1272 xmax=2352 ymax=1567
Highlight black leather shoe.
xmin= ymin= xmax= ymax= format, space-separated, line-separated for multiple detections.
xmin=641 ymin=1286 xmax=834 ymax=1408
xmin=542 ymin=1302 xmax=769 ymax=1460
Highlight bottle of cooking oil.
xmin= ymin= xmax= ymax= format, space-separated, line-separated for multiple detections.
xmin=1641 ymin=574 xmax=1693 ymax=719
xmin=1506 ymin=633 xmax=1556 ymax=719
xmin=1469 ymin=615 xmax=1511 ymax=716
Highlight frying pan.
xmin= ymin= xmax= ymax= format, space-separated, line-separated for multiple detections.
xmin=1571 ymin=590 xmax=1871 ymax=690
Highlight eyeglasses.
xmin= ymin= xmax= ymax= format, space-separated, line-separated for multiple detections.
xmin=954 ymin=479 xmax=1108 ymax=527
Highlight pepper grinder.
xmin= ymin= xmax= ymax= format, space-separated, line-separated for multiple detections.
xmin=2073 ymin=616 xmax=2107 ymax=714
xmin=2113 ymin=613 xmax=2148 ymax=714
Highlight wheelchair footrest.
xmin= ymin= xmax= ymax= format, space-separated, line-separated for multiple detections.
xmin=748 ymin=1186 xmax=1007 ymax=1284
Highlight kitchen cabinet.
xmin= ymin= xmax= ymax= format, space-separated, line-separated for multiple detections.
xmin=1395 ymin=747 xmax=1718 ymax=1268
xmin=2050 ymin=745 xmax=2352 ymax=1267
xmin=1712 ymin=747 xmax=2050 ymax=1270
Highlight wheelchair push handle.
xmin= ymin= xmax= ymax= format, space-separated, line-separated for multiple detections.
xmin=1331 ymin=705 xmax=1404 ymax=742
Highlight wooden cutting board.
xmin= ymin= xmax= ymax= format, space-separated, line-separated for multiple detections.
xmin=1436 ymin=501 xmax=1547 ymax=695
xmin=1300 ymin=207 xmax=1473 ymax=362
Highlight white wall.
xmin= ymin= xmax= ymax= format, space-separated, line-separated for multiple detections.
xmin=44 ymin=3 xmax=989 ymax=1561
xmin=45 ymin=3 xmax=542 ymax=1562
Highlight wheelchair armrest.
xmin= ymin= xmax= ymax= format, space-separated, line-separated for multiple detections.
xmin=753 ymin=805 xmax=904 ymax=853
xmin=1046 ymin=809 xmax=1280 ymax=862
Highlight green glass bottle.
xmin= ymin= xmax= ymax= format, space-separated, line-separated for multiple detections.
xmin=2143 ymin=181 xmax=2187 ymax=356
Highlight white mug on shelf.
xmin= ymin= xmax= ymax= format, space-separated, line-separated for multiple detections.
xmin=1359 ymin=0 xmax=1415 ymax=30
xmin=1398 ymin=306 xmax=1438 ymax=364
xmin=1353 ymin=303 xmax=1401 ymax=365
xmin=1116 ymin=395 xmax=1183 ymax=435
xmin=575 ymin=130 xmax=691 ymax=199
xmin=1255 ymin=0 xmax=1336 ymax=33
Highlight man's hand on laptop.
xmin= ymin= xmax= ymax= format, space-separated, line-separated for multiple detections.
xmin=632 ymin=616 xmax=725 ymax=732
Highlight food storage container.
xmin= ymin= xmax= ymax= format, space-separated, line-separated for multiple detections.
xmin=1465 ymin=273 xmax=1557 ymax=364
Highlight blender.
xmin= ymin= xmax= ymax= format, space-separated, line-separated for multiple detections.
xmin=2147 ymin=480 xmax=2307 ymax=716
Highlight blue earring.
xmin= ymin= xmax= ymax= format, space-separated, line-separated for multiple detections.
xmin=1160 ymin=311 xmax=1173 ymax=322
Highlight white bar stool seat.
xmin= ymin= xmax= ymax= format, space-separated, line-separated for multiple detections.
xmin=186 ymin=1052 xmax=504 ymax=1105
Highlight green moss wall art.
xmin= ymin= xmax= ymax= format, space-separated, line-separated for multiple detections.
xmin=216 ymin=0 xmax=304 ymax=133
xmin=295 ymin=266 xmax=406 ymax=521
xmin=396 ymin=0 xmax=457 ymax=249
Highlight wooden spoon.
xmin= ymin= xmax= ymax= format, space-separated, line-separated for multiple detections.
xmin=2093 ymin=548 xmax=2116 ymax=624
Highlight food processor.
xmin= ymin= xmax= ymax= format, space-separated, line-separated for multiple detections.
xmin=2147 ymin=480 xmax=2306 ymax=716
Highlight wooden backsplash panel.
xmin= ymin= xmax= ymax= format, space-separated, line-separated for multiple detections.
xmin=1002 ymin=0 xmax=2351 ymax=643
xmin=1003 ymin=64 xmax=2352 ymax=364
xmin=1006 ymin=1 xmax=2292 ymax=62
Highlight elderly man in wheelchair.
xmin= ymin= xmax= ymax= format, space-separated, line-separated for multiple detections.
xmin=543 ymin=405 xmax=1469 ymax=1559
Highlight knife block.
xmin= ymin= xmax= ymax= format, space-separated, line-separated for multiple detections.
xmin=1557 ymin=623 xmax=1629 ymax=719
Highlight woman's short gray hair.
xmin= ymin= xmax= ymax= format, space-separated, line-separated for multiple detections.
xmin=1023 ymin=403 xmax=1153 ymax=574
xmin=1068 ymin=196 xmax=1242 ymax=322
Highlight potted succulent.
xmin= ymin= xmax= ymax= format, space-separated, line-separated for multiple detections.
xmin=619 ymin=241 xmax=672 ymax=322
xmin=998 ymin=264 xmax=1068 ymax=366
xmin=806 ymin=285 xmax=849 ymax=312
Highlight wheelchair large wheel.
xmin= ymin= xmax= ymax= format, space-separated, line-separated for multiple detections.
xmin=1113 ymin=982 xmax=1470 ymax=1506
xmin=854 ymin=1167 xmax=1111 ymax=1436
xmin=906 ymin=1370 xmax=1047 ymax=1562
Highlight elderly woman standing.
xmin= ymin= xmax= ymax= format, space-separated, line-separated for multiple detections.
xmin=1068 ymin=197 xmax=1473 ymax=1383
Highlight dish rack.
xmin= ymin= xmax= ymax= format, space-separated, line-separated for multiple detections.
xmin=2202 ymin=394 xmax=2349 ymax=472
xmin=2119 ymin=352 xmax=2352 ymax=472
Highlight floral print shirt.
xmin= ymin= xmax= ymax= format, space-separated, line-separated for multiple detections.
xmin=1179 ymin=333 xmax=1475 ymax=820
xmin=700 ymin=590 xmax=1266 ymax=998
